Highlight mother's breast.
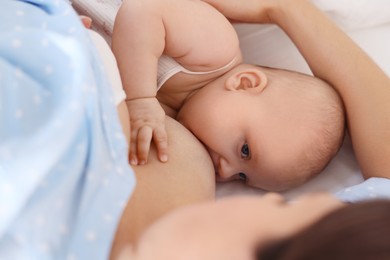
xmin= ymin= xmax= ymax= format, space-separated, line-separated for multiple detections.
xmin=110 ymin=116 xmax=215 ymax=259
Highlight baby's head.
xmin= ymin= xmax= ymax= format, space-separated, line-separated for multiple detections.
xmin=177 ymin=64 xmax=345 ymax=191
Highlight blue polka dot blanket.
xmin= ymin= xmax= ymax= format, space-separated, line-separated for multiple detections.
xmin=0 ymin=0 xmax=135 ymax=259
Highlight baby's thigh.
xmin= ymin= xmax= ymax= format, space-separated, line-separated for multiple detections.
xmin=110 ymin=117 xmax=215 ymax=258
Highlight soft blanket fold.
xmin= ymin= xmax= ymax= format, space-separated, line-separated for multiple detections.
xmin=0 ymin=1 xmax=135 ymax=259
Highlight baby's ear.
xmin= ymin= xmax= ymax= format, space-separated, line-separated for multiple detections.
xmin=225 ymin=68 xmax=267 ymax=94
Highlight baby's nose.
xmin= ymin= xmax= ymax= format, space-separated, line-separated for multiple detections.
xmin=216 ymin=157 xmax=236 ymax=182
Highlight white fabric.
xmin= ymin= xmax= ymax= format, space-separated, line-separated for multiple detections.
xmin=157 ymin=55 xmax=237 ymax=89
xmin=313 ymin=0 xmax=390 ymax=30
xmin=88 ymin=29 xmax=126 ymax=105
xmin=72 ymin=0 xmax=123 ymax=43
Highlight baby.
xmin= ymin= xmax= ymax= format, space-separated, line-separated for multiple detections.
xmin=112 ymin=0 xmax=345 ymax=191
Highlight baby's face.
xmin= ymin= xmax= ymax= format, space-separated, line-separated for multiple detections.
xmin=178 ymin=70 xmax=315 ymax=191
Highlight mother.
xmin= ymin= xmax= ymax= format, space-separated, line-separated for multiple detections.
xmin=0 ymin=1 xmax=214 ymax=259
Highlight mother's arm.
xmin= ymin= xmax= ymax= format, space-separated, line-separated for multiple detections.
xmin=111 ymin=103 xmax=215 ymax=259
xmin=204 ymin=0 xmax=390 ymax=180
xmin=269 ymin=0 xmax=390 ymax=180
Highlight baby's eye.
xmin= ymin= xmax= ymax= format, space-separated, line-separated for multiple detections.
xmin=241 ymin=143 xmax=250 ymax=159
xmin=239 ymin=172 xmax=247 ymax=182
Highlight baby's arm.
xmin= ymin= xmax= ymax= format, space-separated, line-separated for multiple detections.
xmin=112 ymin=0 xmax=239 ymax=165
xmin=112 ymin=0 xmax=167 ymax=165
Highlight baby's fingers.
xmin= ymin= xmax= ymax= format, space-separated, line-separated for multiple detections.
xmin=129 ymin=130 xmax=139 ymax=166
xmin=136 ymin=126 xmax=153 ymax=165
xmin=79 ymin=15 xmax=92 ymax=28
xmin=154 ymin=126 xmax=168 ymax=163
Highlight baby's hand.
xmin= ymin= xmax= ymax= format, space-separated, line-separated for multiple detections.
xmin=126 ymin=97 xmax=168 ymax=165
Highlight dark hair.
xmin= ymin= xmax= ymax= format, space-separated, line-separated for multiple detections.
xmin=257 ymin=200 xmax=390 ymax=260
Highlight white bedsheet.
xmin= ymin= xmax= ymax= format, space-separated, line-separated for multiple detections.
xmin=72 ymin=0 xmax=390 ymax=200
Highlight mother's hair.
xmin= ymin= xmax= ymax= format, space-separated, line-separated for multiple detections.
xmin=257 ymin=200 xmax=390 ymax=260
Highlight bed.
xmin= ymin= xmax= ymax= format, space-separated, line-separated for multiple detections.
xmin=72 ymin=0 xmax=390 ymax=200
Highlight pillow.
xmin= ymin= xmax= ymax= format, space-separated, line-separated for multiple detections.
xmin=72 ymin=0 xmax=122 ymax=43
xmin=313 ymin=0 xmax=390 ymax=30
